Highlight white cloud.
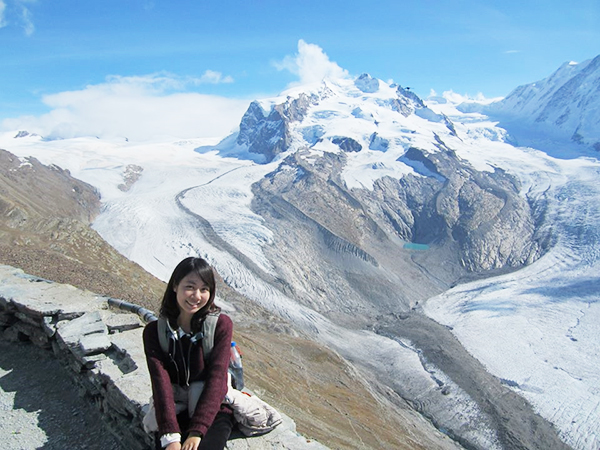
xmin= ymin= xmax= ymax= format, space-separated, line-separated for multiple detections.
xmin=97 ymin=71 xmax=233 ymax=92
xmin=1 ymin=73 xmax=250 ymax=141
xmin=20 ymin=3 xmax=33 ymax=35
xmin=0 ymin=0 xmax=36 ymax=35
xmin=275 ymin=39 xmax=349 ymax=86
xmin=198 ymin=70 xmax=234 ymax=84
xmin=440 ymin=89 xmax=502 ymax=105
xmin=0 ymin=1 xmax=7 ymax=28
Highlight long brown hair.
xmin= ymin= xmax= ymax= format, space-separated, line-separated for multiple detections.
xmin=159 ymin=257 xmax=219 ymax=333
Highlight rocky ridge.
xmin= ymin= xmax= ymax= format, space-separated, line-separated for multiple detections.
xmin=235 ymin=84 xmax=547 ymax=324
xmin=245 ymin=143 xmax=566 ymax=450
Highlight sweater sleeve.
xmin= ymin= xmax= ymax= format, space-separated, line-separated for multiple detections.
xmin=188 ymin=313 xmax=233 ymax=436
xmin=143 ymin=321 xmax=181 ymax=435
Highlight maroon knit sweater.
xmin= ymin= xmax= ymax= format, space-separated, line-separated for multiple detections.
xmin=143 ymin=314 xmax=233 ymax=437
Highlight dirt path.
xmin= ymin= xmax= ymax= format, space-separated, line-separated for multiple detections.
xmin=0 ymin=339 xmax=123 ymax=450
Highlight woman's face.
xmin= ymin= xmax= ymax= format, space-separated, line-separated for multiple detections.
xmin=174 ymin=272 xmax=211 ymax=317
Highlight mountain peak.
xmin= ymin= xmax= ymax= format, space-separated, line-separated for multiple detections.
xmin=482 ymin=54 xmax=600 ymax=151
xmin=355 ymin=73 xmax=380 ymax=93
xmin=217 ymin=74 xmax=459 ymax=164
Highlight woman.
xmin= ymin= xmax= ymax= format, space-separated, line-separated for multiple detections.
xmin=143 ymin=257 xmax=234 ymax=450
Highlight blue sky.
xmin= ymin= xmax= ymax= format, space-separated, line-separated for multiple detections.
xmin=1 ymin=0 xmax=598 ymax=140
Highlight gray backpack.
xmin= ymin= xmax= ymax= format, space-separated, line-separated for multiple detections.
xmin=156 ymin=312 xmax=244 ymax=390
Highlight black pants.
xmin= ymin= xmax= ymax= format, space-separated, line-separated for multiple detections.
xmin=154 ymin=411 xmax=234 ymax=449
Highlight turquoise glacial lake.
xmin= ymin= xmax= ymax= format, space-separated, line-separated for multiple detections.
xmin=403 ymin=243 xmax=430 ymax=251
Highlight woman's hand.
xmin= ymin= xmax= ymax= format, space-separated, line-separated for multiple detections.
xmin=181 ymin=436 xmax=201 ymax=450
xmin=165 ymin=442 xmax=181 ymax=450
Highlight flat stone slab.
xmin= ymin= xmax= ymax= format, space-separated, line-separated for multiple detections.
xmin=0 ymin=265 xmax=107 ymax=320
xmin=79 ymin=332 xmax=112 ymax=355
xmin=110 ymin=327 xmax=146 ymax=368
xmin=102 ymin=311 xmax=142 ymax=332
xmin=57 ymin=311 xmax=108 ymax=346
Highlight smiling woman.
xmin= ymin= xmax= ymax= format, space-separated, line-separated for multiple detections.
xmin=142 ymin=257 xmax=234 ymax=450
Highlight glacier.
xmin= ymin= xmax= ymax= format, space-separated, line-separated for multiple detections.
xmin=424 ymin=98 xmax=600 ymax=450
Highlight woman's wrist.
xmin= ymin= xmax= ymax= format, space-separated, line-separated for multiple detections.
xmin=160 ymin=432 xmax=181 ymax=447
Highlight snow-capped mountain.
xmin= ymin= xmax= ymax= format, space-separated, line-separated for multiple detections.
xmin=202 ymin=73 xmax=543 ymax=281
xmin=1 ymin=60 xmax=599 ymax=450
xmin=463 ymin=54 xmax=600 ymax=154
xmin=229 ymin=73 xmax=457 ymax=164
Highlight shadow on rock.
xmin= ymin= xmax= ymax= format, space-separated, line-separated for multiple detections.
xmin=0 ymin=339 xmax=123 ymax=450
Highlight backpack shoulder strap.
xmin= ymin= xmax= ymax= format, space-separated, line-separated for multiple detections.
xmin=201 ymin=312 xmax=221 ymax=359
xmin=157 ymin=317 xmax=170 ymax=354
xmin=157 ymin=314 xmax=221 ymax=358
